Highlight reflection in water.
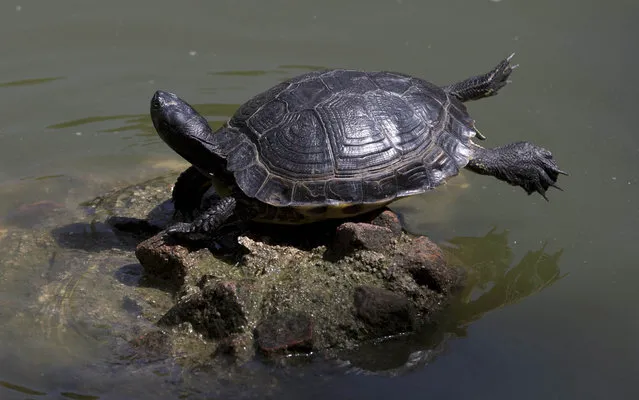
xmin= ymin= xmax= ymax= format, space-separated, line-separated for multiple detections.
xmin=278 ymin=65 xmax=327 ymax=71
xmin=47 ymin=114 xmax=144 ymax=130
xmin=443 ymin=228 xmax=565 ymax=333
xmin=210 ymin=70 xmax=283 ymax=76
xmin=210 ymin=64 xmax=326 ymax=77
xmin=1 ymin=379 xmax=100 ymax=400
xmin=59 ymin=392 xmax=100 ymax=400
xmin=0 ymin=380 xmax=46 ymax=396
xmin=0 ymin=76 xmax=64 ymax=88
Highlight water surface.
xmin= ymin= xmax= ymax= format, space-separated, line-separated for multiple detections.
xmin=1 ymin=0 xmax=637 ymax=398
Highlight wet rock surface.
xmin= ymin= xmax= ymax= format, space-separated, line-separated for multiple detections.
xmin=255 ymin=311 xmax=314 ymax=355
xmin=158 ymin=280 xmax=249 ymax=339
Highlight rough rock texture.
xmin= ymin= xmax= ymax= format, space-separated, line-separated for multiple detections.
xmin=159 ymin=280 xmax=249 ymax=339
xmin=255 ymin=311 xmax=314 ymax=355
xmin=353 ymin=286 xmax=415 ymax=336
xmin=134 ymin=204 xmax=466 ymax=361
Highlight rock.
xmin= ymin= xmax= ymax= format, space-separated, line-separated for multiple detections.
xmin=213 ymin=332 xmax=253 ymax=360
xmin=128 ymin=329 xmax=172 ymax=357
xmin=394 ymin=236 xmax=465 ymax=295
xmin=353 ymin=286 xmax=415 ymax=336
xmin=136 ymin=215 xmax=464 ymax=360
xmin=117 ymin=175 xmax=467 ymax=362
xmin=135 ymin=232 xmax=237 ymax=297
xmin=368 ymin=209 xmax=402 ymax=235
xmin=158 ymin=280 xmax=248 ymax=339
xmin=135 ymin=233 xmax=193 ymax=285
xmin=255 ymin=312 xmax=314 ymax=355
xmin=330 ymin=222 xmax=396 ymax=259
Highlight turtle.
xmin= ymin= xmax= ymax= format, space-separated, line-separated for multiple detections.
xmin=150 ymin=54 xmax=565 ymax=240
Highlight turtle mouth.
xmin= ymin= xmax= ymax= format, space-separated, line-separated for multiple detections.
xmin=151 ymin=90 xmax=181 ymax=112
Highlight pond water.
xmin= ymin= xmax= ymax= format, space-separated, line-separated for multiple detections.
xmin=1 ymin=0 xmax=637 ymax=398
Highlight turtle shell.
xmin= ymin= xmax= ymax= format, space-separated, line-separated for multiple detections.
xmin=212 ymin=69 xmax=477 ymax=207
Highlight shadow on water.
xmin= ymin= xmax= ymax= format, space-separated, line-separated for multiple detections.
xmin=50 ymin=221 xmax=131 ymax=252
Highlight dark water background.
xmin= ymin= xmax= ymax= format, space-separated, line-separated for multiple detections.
xmin=1 ymin=0 xmax=637 ymax=398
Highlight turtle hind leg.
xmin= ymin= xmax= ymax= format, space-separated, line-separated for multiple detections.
xmin=443 ymin=54 xmax=516 ymax=102
xmin=466 ymin=141 xmax=567 ymax=200
xmin=167 ymin=196 xmax=237 ymax=241
xmin=172 ymin=165 xmax=212 ymax=221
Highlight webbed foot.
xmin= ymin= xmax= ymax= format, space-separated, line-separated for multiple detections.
xmin=467 ymin=141 xmax=567 ymax=200
xmin=479 ymin=53 xmax=517 ymax=99
xmin=166 ymin=196 xmax=237 ymax=240
xmin=444 ymin=53 xmax=516 ymax=102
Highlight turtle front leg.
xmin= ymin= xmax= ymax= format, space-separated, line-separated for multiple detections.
xmin=466 ymin=141 xmax=567 ymax=200
xmin=172 ymin=165 xmax=213 ymax=221
xmin=443 ymin=54 xmax=516 ymax=102
xmin=167 ymin=196 xmax=237 ymax=240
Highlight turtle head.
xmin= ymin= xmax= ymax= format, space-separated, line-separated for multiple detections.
xmin=150 ymin=90 xmax=217 ymax=165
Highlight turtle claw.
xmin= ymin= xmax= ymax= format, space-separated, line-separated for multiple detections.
xmin=540 ymin=191 xmax=549 ymax=202
xmin=445 ymin=54 xmax=517 ymax=102
xmin=478 ymin=141 xmax=566 ymax=200
xmin=481 ymin=54 xmax=516 ymax=98
xmin=532 ymin=147 xmax=566 ymax=200
xmin=474 ymin=127 xmax=487 ymax=140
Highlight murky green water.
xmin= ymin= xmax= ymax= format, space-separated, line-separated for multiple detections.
xmin=1 ymin=0 xmax=637 ymax=398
